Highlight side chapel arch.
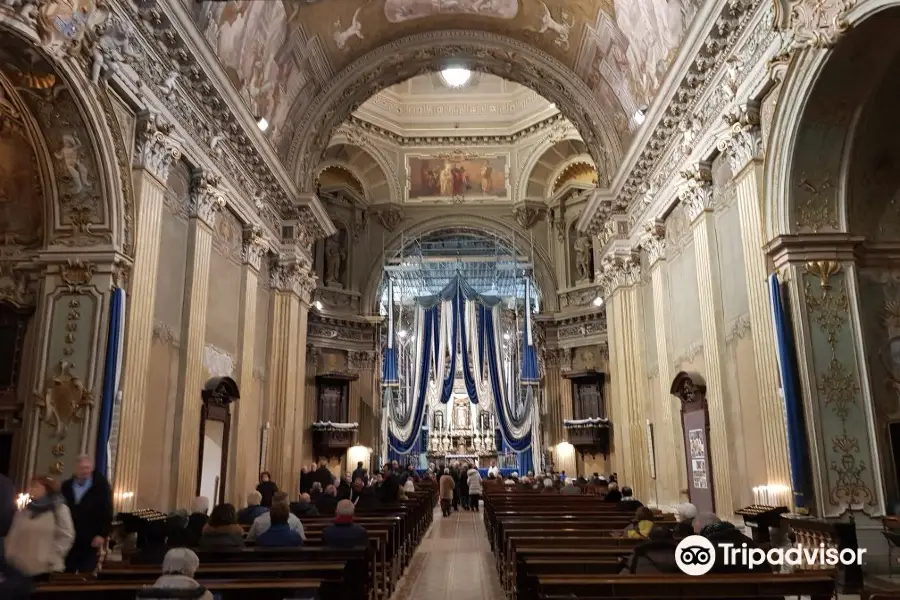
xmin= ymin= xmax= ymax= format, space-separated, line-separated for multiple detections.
xmin=287 ymin=31 xmax=621 ymax=192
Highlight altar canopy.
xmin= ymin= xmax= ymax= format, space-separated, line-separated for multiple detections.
xmin=383 ymin=274 xmax=539 ymax=472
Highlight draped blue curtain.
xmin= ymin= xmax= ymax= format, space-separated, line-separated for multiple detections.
xmin=96 ymin=288 xmax=125 ymax=478
xmin=388 ymin=307 xmax=436 ymax=454
xmin=521 ymin=280 xmax=540 ymax=385
xmin=382 ymin=278 xmax=400 ymax=387
xmin=517 ymin=450 xmax=534 ymax=475
xmin=769 ymin=274 xmax=809 ymax=511
xmin=440 ymin=294 xmax=459 ymax=403
xmin=483 ymin=304 xmax=532 ymax=453
xmin=456 ymin=289 xmax=480 ymax=403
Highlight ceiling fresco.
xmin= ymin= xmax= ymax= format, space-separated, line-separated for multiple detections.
xmin=188 ymin=0 xmax=701 ymax=173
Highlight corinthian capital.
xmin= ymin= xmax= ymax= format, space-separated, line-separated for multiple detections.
xmin=597 ymin=251 xmax=641 ymax=297
xmin=677 ymin=163 xmax=713 ymax=223
xmin=189 ymin=170 xmax=226 ymax=227
xmin=133 ymin=112 xmax=180 ymax=182
xmin=241 ymin=225 xmax=270 ymax=271
xmin=270 ymin=259 xmax=317 ymax=304
xmin=640 ymin=219 xmax=667 ymax=267
xmin=716 ymin=103 xmax=763 ymax=174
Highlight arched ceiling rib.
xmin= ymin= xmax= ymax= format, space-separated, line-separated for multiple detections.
xmin=524 ymin=139 xmax=591 ymax=199
xmin=319 ymin=143 xmax=392 ymax=203
xmin=188 ymin=1 xmax=704 ymax=189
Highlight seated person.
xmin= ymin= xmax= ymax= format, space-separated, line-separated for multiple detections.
xmin=624 ymin=507 xmax=656 ymax=539
xmin=309 ymin=481 xmax=323 ymax=503
xmin=695 ymin=513 xmax=771 ymax=573
xmin=621 ymin=526 xmax=680 ymax=574
xmin=617 ymin=486 xmax=644 ymax=512
xmin=185 ymin=497 xmax=209 ymax=546
xmin=316 ymin=484 xmax=339 ymax=516
xmin=604 ymin=482 xmax=623 ymax=502
xmin=674 ymin=502 xmax=697 ymax=538
xmin=237 ymin=491 xmax=267 ymax=526
xmin=248 ymin=492 xmax=305 ymax=541
xmin=256 ymin=503 xmax=302 ymax=547
xmin=290 ymin=493 xmax=319 ymax=518
xmin=138 ymin=548 xmax=213 ymax=600
xmin=323 ymin=499 xmax=369 ymax=549
xmin=198 ymin=504 xmax=243 ymax=550
xmin=560 ymin=480 xmax=581 ymax=495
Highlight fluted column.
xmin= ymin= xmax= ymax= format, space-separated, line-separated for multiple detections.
xmin=115 ymin=114 xmax=180 ymax=510
xmin=600 ymin=253 xmax=650 ymax=494
xmin=265 ymin=259 xmax=315 ymax=489
xmin=681 ymin=163 xmax=735 ymax=518
xmin=303 ymin=345 xmax=320 ymax=467
xmin=170 ymin=171 xmax=225 ymax=509
xmin=641 ymin=220 xmax=685 ymax=510
xmin=228 ymin=226 xmax=269 ymax=504
xmin=718 ymin=105 xmax=793 ymax=498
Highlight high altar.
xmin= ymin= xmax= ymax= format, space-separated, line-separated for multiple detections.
xmin=426 ymin=390 xmax=498 ymax=463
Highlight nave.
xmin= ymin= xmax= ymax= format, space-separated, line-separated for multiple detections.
xmin=392 ymin=507 xmax=504 ymax=600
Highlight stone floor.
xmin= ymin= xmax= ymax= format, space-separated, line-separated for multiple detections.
xmin=392 ymin=504 xmax=504 ymax=600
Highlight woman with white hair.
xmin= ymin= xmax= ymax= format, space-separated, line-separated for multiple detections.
xmin=138 ymin=548 xmax=213 ymax=600
xmin=237 ymin=490 xmax=266 ymax=525
xmin=674 ymin=502 xmax=697 ymax=537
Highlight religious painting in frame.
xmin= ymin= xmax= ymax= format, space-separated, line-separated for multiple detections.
xmin=405 ymin=152 xmax=509 ymax=203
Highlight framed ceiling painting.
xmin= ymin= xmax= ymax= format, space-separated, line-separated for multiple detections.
xmin=405 ymin=152 xmax=510 ymax=204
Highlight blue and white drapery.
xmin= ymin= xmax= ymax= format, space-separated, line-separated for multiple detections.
xmin=382 ymin=275 xmax=538 ymax=465
xmin=96 ymin=287 xmax=126 ymax=478
xmin=769 ymin=274 xmax=809 ymax=511
xmin=382 ymin=278 xmax=400 ymax=387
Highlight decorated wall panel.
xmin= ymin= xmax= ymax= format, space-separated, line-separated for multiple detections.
xmin=205 ymin=211 xmax=242 ymax=356
xmin=666 ymin=237 xmax=702 ymax=363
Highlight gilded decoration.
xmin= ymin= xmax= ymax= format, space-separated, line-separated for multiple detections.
xmin=36 ymin=361 xmax=94 ymax=440
xmin=802 ymin=262 xmax=876 ymax=509
xmin=795 ymin=175 xmax=839 ymax=233
xmin=59 ymin=259 xmax=96 ymax=292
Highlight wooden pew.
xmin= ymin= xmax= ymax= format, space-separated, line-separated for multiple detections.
xmin=34 ymin=578 xmax=323 ymax=600
xmin=533 ymin=572 xmax=835 ymax=600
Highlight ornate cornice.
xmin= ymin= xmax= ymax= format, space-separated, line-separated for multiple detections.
xmin=640 ymin=219 xmax=667 ymax=267
xmin=583 ymin=0 xmax=764 ymax=234
xmin=241 ymin=225 xmax=270 ymax=272
xmin=189 ymin=170 xmax=226 ymax=227
xmin=715 ymin=103 xmax=763 ymax=174
xmin=677 ymin=163 xmax=714 ymax=223
xmin=773 ymin=0 xmax=858 ymax=51
xmin=133 ymin=111 xmax=181 ymax=183
xmin=342 ymin=112 xmax=568 ymax=148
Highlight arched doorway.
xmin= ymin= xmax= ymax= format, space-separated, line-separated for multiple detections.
xmin=197 ymin=377 xmax=240 ymax=505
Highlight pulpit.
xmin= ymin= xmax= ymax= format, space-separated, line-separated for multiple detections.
xmin=313 ymin=372 xmax=358 ymax=458
xmin=562 ymin=371 xmax=609 ymax=457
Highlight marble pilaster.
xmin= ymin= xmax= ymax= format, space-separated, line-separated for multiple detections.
xmin=601 ymin=253 xmax=651 ymax=496
xmin=115 ymin=113 xmax=180 ymax=510
xmin=346 ymin=351 xmax=375 ymax=469
xmin=682 ymin=164 xmax=735 ymax=517
xmin=265 ymin=259 xmax=315 ymax=488
xmin=228 ymin=226 xmax=269 ymax=504
xmin=718 ymin=106 xmax=793 ymax=500
xmin=642 ymin=220 xmax=685 ymax=510
xmin=769 ymin=238 xmax=885 ymax=516
xmin=170 ymin=170 xmax=223 ymax=509
xmin=26 ymin=259 xmax=122 ymax=487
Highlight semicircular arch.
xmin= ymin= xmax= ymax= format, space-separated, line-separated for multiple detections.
xmin=325 ymin=132 xmax=400 ymax=203
xmin=360 ymin=214 xmax=559 ymax=315
xmin=287 ymin=31 xmax=621 ymax=192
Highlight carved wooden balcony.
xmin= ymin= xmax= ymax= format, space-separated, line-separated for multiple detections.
xmin=563 ymin=417 xmax=611 ymax=458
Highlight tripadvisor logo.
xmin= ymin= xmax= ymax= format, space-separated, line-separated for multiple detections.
xmin=675 ymin=535 xmax=867 ymax=576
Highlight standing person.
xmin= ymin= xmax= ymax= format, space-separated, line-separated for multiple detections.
xmin=61 ymin=454 xmax=112 ymax=574
xmin=256 ymin=472 xmax=278 ymax=508
xmin=351 ymin=461 xmax=366 ymax=484
xmin=299 ymin=467 xmax=312 ymax=495
xmin=466 ymin=468 xmax=483 ymax=512
xmin=457 ymin=464 xmax=470 ymax=510
xmin=1 ymin=476 xmax=74 ymax=598
xmin=439 ymin=468 xmax=455 ymax=517
xmin=0 ymin=472 xmax=13 ymax=539
xmin=449 ymin=462 xmax=460 ymax=512
xmin=314 ymin=461 xmax=333 ymax=489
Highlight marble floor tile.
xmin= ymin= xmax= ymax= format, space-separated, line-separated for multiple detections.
xmin=392 ymin=506 xmax=504 ymax=600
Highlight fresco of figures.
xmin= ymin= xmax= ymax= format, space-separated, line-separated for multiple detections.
xmin=407 ymin=156 xmax=508 ymax=201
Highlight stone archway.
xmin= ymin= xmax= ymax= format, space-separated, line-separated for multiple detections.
xmin=286 ymin=31 xmax=622 ymax=192
xmin=359 ymin=214 xmax=559 ymax=314
xmin=762 ymin=4 xmax=900 ymax=517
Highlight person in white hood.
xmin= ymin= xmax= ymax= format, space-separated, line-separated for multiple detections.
xmin=466 ymin=468 xmax=483 ymax=512
xmin=141 ymin=548 xmax=213 ymax=600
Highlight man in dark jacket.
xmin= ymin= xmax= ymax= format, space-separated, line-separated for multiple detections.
xmin=290 ymin=493 xmax=320 ymax=518
xmin=0 ymin=472 xmax=14 ymax=539
xmin=62 ymin=454 xmax=113 ymax=573
xmin=323 ymin=500 xmax=369 ymax=548
xmin=299 ymin=467 xmax=313 ymax=495
xmin=351 ymin=462 xmax=366 ymax=484
xmin=315 ymin=485 xmax=339 ymax=516
xmin=314 ymin=461 xmax=333 ymax=489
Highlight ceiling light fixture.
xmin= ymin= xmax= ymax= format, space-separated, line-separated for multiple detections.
xmin=593 ymin=296 xmax=604 ymax=307
xmin=314 ymin=300 xmax=323 ymax=310
xmin=633 ymin=106 xmax=648 ymax=126
xmin=256 ymin=116 xmax=269 ymax=132
xmin=441 ymin=67 xmax=471 ymax=88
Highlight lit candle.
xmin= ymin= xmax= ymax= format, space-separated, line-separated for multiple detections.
xmin=16 ymin=493 xmax=30 ymax=510
xmin=752 ymin=486 xmax=758 ymax=505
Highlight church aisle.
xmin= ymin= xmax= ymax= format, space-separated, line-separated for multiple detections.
xmin=391 ymin=504 xmax=505 ymax=600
